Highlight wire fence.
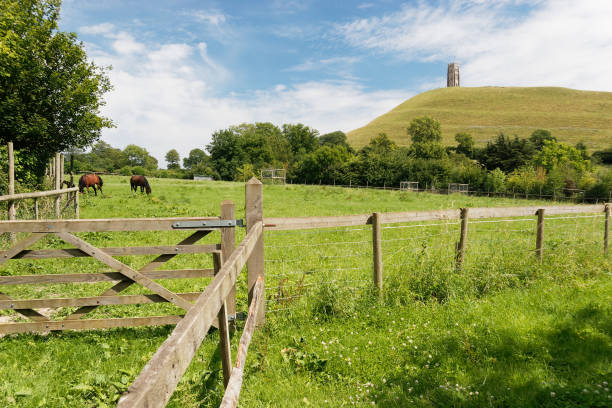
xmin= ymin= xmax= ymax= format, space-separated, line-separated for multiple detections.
xmin=263 ymin=209 xmax=609 ymax=314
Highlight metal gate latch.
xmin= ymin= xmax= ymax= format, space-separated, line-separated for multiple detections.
xmin=171 ymin=219 xmax=245 ymax=229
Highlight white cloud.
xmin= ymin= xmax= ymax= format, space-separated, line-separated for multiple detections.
xmin=336 ymin=0 xmax=612 ymax=91
xmin=191 ymin=10 xmax=227 ymax=25
xmin=87 ymin=33 xmax=406 ymax=167
xmin=79 ymin=23 xmax=115 ymax=35
xmin=286 ymin=56 xmax=362 ymax=72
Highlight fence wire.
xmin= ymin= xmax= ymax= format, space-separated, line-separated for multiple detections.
xmin=263 ymin=210 xmax=609 ymax=314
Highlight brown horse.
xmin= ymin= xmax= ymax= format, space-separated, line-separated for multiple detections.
xmin=79 ymin=174 xmax=103 ymax=196
xmin=130 ymin=175 xmax=151 ymax=194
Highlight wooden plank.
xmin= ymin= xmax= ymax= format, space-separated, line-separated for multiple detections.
xmin=264 ymin=213 xmax=371 ymax=230
xmin=221 ymin=200 xmax=236 ymax=321
xmin=262 ymin=204 xmax=606 ymax=230
xmin=66 ymin=231 xmax=211 ymax=320
xmin=468 ymin=204 xmax=604 ymax=219
xmin=55 ymin=232 xmax=193 ymax=311
xmin=0 ymin=187 xmax=78 ymax=202
xmin=246 ymin=177 xmax=265 ymax=325
xmin=0 ymin=292 xmax=202 ymax=310
xmin=4 ymin=244 xmax=220 ymax=260
xmin=0 ymin=216 xmax=219 ymax=232
xmin=0 ymin=315 xmax=183 ymax=335
xmin=0 ymin=233 xmax=47 ymax=266
xmin=117 ymin=221 xmax=262 ymax=408
xmin=214 ymin=252 xmax=232 ymax=388
xmin=219 ymin=277 xmax=264 ymax=408
xmin=0 ymin=269 xmax=214 ymax=285
xmin=0 ymin=233 xmax=50 ymax=322
xmin=372 ymin=212 xmax=382 ymax=293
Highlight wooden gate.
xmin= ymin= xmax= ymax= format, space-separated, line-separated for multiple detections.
xmin=0 ymin=207 xmax=237 ymax=335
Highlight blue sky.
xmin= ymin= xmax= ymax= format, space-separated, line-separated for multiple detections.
xmin=59 ymin=0 xmax=612 ymax=165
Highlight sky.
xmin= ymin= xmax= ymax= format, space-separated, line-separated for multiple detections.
xmin=59 ymin=0 xmax=612 ymax=166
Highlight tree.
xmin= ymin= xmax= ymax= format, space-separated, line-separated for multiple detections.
xmin=477 ymin=134 xmax=535 ymax=173
xmin=0 ymin=0 xmax=113 ymax=178
xmin=529 ymin=129 xmax=556 ymax=150
xmin=282 ymin=123 xmax=319 ymax=157
xmin=165 ymin=149 xmax=180 ymax=169
xmin=532 ymin=140 xmax=591 ymax=174
xmin=407 ymin=116 xmax=442 ymax=143
xmin=319 ymin=131 xmax=351 ymax=149
xmin=455 ymin=132 xmax=475 ymax=157
xmin=407 ymin=117 xmax=446 ymax=160
xmin=123 ymin=144 xmax=157 ymax=170
xmin=183 ymin=148 xmax=208 ymax=169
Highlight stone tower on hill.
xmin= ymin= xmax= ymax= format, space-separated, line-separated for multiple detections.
xmin=447 ymin=62 xmax=460 ymax=87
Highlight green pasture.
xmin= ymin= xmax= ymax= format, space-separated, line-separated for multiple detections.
xmin=0 ymin=176 xmax=610 ymax=407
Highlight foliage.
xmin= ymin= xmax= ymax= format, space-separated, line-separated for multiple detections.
xmin=407 ymin=116 xmax=442 ymax=143
xmin=454 ymin=132 xmax=475 ymax=158
xmin=529 ymin=129 xmax=556 ymax=150
xmin=123 ymin=145 xmax=157 ymax=170
xmin=592 ymin=146 xmax=612 ymax=165
xmin=282 ymin=123 xmax=319 ymax=158
xmin=182 ymin=148 xmax=209 ymax=169
xmin=478 ymin=133 xmax=536 ymax=173
xmin=0 ymin=0 xmax=113 ymax=179
xmin=165 ymin=149 xmax=180 ymax=169
xmin=319 ymin=130 xmax=353 ymax=152
xmin=532 ymin=140 xmax=591 ymax=174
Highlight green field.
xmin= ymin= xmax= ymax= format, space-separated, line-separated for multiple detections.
xmin=0 ymin=176 xmax=610 ymax=407
xmin=347 ymin=87 xmax=612 ymax=151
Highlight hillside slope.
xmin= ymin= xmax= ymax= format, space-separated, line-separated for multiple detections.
xmin=347 ymin=87 xmax=612 ymax=150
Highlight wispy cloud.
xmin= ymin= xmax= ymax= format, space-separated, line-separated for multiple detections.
xmin=336 ymin=0 xmax=612 ymax=91
xmin=191 ymin=10 xmax=227 ymax=25
xmin=79 ymin=23 xmax=115 ymax=35
xmin=286 ymin=56 xmax=362 ymax=72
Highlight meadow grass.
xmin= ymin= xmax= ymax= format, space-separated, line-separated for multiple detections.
xmin=0 ymin=176 xmax=610 ymax=407
xmin=346 ymin=86 xmax=612 ymax=150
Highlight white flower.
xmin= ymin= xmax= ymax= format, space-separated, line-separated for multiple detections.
xmin=550 ymin=392 xmax=556 ymax=398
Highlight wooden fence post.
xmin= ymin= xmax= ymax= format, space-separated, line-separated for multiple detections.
xmin=536 ymin=208 xmax=545 ymax=263
xmin=34 ymin=198 xmax=39 ymax=220
xmin=7 ymin=142 xmax=16 ymax=242
xmin=54 ymin=152 xmax=61 ymax=218
xmin=455 ymin=208 xmax=469 ymax=269
xmin=74 ymin=190 xmax=80 ymax=219
xmin=221 ymin=200 xmax=236 ymax=325
xmin=372 ymin=212 xmax=383 ymax=294
xmin=213 ymin=252 xmax=232 ymax=388
xmin=604 ymin=203 xmax=610 ymax=254
xmin=60 ymin=153 xmax=64 ymax=187
xmin=246 ymin=177 xmax=264 ymax=325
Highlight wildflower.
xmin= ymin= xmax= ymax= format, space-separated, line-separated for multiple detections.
xmin=382 ymin=378 xmax=386 ymax=383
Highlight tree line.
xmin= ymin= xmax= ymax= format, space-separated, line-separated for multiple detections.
xmin=62 ymin=117 xmax=612 ymax=201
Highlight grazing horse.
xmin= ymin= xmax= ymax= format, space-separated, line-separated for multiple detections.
xmin=78 ymin=174 xmax=103 ymax=196
xmin=130 ymin=175 xmax=151 ymax=195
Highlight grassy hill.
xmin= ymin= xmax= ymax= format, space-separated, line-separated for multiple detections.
xmin=347 ymin=87 xmax=612 ymax=150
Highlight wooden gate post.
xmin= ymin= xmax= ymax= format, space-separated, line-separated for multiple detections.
xmin=536 ymin=208 xmax=545 ymax=263
xmin=455 ymin=208 xmax=469 ymax=269
xmin=7 ymin=142 xmax=16 ymax=242
xmin=221 ymin=200 xmax=236 ymax=325
xmin=246 ymin=177 xmax=264 ymax=325
xmin=604 ymin=203 xmax=610 ymax=254
xmin=54 ymin=152 xmax=61 ymax=218
xmin=372 ymin=212 xmax=383 ymax=294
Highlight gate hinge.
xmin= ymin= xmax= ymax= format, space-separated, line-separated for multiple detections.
xmin=172 ymin=219 xmax=245 ymax=229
